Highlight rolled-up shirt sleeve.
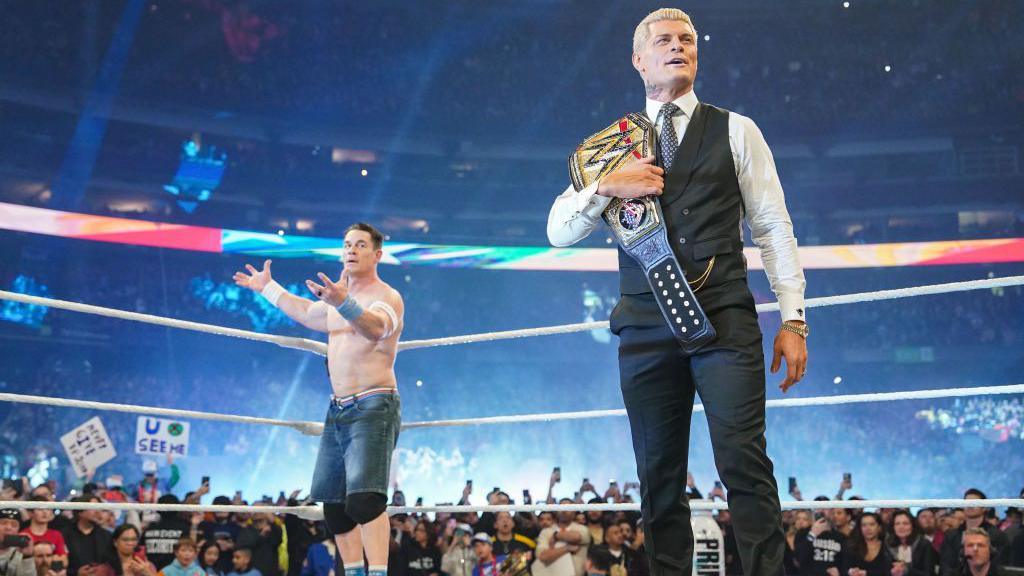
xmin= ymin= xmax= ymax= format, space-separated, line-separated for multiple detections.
xmin=546 ymin=181 xmax=611 ymax=247
xmin=731 ymin=113 xmax=807 ymax=323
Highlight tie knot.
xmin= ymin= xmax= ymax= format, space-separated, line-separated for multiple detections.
xmin=659 ymin=102 xmax=680 ymax=122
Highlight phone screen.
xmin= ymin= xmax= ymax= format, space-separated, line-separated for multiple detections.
xmin=788 ymin=477 xmax=797 ymax=493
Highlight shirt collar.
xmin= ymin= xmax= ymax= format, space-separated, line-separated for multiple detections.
xmin=645 ymin=90 xmax=699 ymax=123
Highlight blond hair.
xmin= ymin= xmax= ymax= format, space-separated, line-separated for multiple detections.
xmin=633 ymin=8 xmax=698 ymax=54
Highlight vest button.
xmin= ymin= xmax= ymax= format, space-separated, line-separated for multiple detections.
xmin=679 ymin=237 xmax=687 ymax=245
xmin=682 ymin=208 xmax=690 ymax=215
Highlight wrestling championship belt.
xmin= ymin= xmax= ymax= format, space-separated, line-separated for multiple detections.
xmin=568 ymin=112 xmax=716 ymax=353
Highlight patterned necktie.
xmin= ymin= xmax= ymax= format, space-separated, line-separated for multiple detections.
xmin=658 ymin=102 xmax=681 ymax=172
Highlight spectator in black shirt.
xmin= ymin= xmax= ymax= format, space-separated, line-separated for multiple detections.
xmin=843 ymin=512 xmax=892 ymax=576
xmin=941 ymin=490 xmax=1011 ymax=576
xmin=795 ymin=512 xmax=845 ymax=576
xmin=141 ymin=496 xmax=192 ymax=571
xmin=402 ymin=519 xmax=441 ymax=576
xmin=491 ymin=513 xmax=534 ymax=560
xmin=960 ymin=528 xmax=1022 ymax=576
xmin=785 ymin=511 xmax=813 ymax=576
xmin=886 ymin=510 xmax=937 ymax=576
xmin=62 ymin=496 xmax=112 ymax=576
xmin=235 ymin=512 xmax=280 ymax=576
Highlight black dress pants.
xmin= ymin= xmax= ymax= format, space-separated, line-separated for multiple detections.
xmin=612 ymin=282 xmax=785 ymax=576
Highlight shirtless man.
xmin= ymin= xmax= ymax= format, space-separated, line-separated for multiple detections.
xmin=233 ymin=222 xmax=403 ymax=576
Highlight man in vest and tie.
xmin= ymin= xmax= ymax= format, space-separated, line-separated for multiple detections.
xmin=547 ymin=8 xmax=809 ymax=576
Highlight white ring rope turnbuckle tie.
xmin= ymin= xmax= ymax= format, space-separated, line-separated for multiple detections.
xmin=1 ymin=383 xmax=1021 ymax=436
xmin=0 ymin=276 xmax=1021 ymax=354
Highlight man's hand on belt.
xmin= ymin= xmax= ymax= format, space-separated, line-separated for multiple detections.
xmin=596 ymin=156 xmax=664 ymax=198
xmin=772 ymin=321 xmax=808 ymax=392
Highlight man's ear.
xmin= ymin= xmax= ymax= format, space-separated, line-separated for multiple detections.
xmin=632 ymin=52 xmax=644 ymax=76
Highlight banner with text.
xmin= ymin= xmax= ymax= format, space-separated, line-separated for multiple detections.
xmin=135 ymin=417 xmax=190 ymax=457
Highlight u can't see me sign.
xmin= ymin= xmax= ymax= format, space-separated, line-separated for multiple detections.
xmin=135 ymin=417 xmax=190 ymax=457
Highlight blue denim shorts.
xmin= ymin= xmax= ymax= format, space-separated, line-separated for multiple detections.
xmin=309 ymin=390 xmax=401 ymax=503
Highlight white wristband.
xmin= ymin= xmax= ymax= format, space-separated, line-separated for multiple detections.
xmin=261 ymin=280 xmax=286 ymax=306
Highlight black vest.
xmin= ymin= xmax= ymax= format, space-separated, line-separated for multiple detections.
xmin=617 ymin=103 xmax=749 ymax=297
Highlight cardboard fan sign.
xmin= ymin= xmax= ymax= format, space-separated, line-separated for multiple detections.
xmin=135 ymin=417 xmax=190 ymax=457
xmin=61 ymin=417 xmax=117 ymax=478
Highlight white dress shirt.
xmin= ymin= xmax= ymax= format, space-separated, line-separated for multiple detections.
xmin=546 ymin=90 xmax=807 ymax=322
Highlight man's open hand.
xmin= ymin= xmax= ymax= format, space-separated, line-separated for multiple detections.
xmin=305 ymin=269 xmax=350 ymax=307
xmin=233 ymin=260 xmax=273 ymax=292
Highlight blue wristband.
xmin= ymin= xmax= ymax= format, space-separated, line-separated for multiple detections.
xmin=336 ymin=296 xmax=364 ymax=320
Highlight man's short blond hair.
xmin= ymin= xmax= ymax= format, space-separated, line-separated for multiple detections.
xmin=963 ymin=527 xmax=990 ymax=544
xmin=633 ymin=8 xmax=698 ymax=54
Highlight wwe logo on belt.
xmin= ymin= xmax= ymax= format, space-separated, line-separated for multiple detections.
xmin=579 ymin=130 xmax=643 ymax=179
xmin=618 ymin=200 xmax=647 ymax=230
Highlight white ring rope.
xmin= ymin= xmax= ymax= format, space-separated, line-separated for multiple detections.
xmin=1 ymin=383 xmax=1021 ymax=436
xmin=401 ymin=383 xmax=1024 ymax=429
xmin=0 ymin=290 xmax=328 ymax=356
xmin=1 ymin=276 xmax=1021 ymax=354
xmin=398 ymin=275 xmax=1024 ymax=350
xmin=0 ymin=392 xmax=324 ymax=436
xmin=2 ymin=499 xmax=1022 ymax=520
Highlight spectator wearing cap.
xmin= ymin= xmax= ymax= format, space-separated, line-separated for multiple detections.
xmin=470 ymin=534 xmax=498 ymax=576
xmin=100 ymin=478 xmax=128 ymax=507
xmin=492 ymin=512 xmax=534 ymax=560
xmin=940 ymin=490 xmax=1011 ymax=576
xmin=534 ymin=498 xmax=590 ymax=576
xmin=441 ymin=524 xmax=475 ymax=576
xmin=61 ymin=495 xmax=112 ymax=576
xmin=20 ymin=496 xmax=68 ymax=562
xmin=136 ymin=460 xmax=180 ymax=505
xmin=141 ymin=496 xmax=192 ymax=571
xmin=0 ymin=508 xmax=37 ymax=576
xmin=157 ymin=538 xmax=204 ymax=576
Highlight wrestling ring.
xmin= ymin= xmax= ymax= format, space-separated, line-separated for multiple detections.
xmin=1 ymin=274 xmax=1023 ymax=520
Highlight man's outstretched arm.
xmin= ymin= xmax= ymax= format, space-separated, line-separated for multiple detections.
xmin=233 ymin=260 xmax=329 ymax=333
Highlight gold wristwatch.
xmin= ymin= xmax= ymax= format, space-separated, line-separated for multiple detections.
xmin=781 ymin=321 xmax=809 ymax=339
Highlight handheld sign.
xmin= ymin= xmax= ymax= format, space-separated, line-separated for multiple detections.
xmin=135 ymin=417 xmax=190 ymax=457
xmin=61 ymin=417 xmax=117 ymax=478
